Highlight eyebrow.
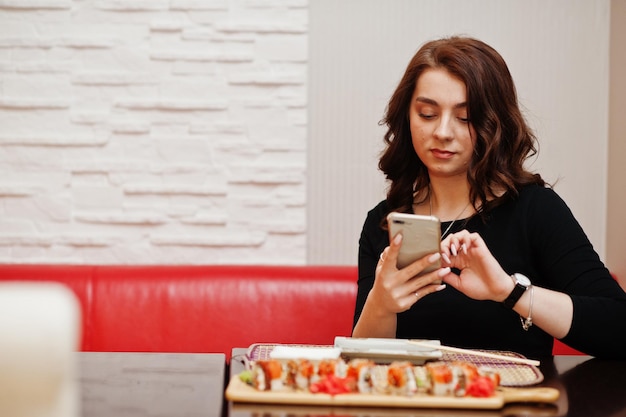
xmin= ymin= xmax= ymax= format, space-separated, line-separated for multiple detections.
xmin=415 ymin=96 xmax=467 ymax=109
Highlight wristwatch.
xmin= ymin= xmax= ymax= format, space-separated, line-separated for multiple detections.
xmin=502 ymin=273 xmax=531 ymax=309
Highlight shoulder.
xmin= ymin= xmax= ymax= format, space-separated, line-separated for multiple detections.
xmin=361 ymin=200 xmax=389 ymax=237
xmin=359 ymin=200 xmax=390 ymax=255
xmin=487 ymin=184 xmax=576 ymax=231
xmin=517 ymin=183 xmax=560 ymax=201
xmin=515 ymin=184 xmax=572 ymax=216
xmin=367 ymin=200 xmax=389 ymax=219
xmin=511 ymin=184 xmax=587 ymax=246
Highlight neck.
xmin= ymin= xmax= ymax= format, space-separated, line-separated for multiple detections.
xmin=428 ymin=179 xmax=473 ymax=222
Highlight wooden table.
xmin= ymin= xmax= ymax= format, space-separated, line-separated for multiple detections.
xmin=227 ymin=348 xmax=626 ymax=417
xmin=78 ymin=352 xmax=225 ymax=417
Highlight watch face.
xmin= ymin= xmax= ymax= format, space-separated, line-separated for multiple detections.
xmin=514 ymin=273 xmax=531 ymax=286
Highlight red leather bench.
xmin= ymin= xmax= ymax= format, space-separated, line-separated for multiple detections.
xmin=0 ymin=264 xmax=587 ymax=358
xmin=0 ymin=265 xmax=357 ymax=361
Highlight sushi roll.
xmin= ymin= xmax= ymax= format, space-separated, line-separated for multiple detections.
xmin=346 ymin=358 xmax=376 ymax=393
xmin=369 ymin=364 xmax=390 ymax=394
xmin=285 ymin=360 xmax=298 ymax=389
xmin=450 ymin=361 xmax=480 ymax=397
xmin=285 ymin=359 xmax=314 ymax=390
xmin=412 ymin=365 xmax=431 ymax=393
xmin=425 ymin=362 xmax=454 ymax=396
xmin=314 ymin=358 xmax=348 ymax=382
xmin=317 ymin=359 xmax=336 ymax=379
xmin=252 ymin=359 xmax=284 ymax=391
xmin=387 ymin=361 xmax=418 ymax=396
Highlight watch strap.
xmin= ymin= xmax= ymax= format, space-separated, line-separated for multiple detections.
xmin=503 ymin=279 xmax=528 ymax=309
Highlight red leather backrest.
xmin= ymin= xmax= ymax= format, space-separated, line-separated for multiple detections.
xmin=0 ymin=264 xmax=358 ymax=360
xmin=90 ymin=266 xmax=357 ymax=359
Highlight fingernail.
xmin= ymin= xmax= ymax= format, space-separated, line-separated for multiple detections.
xmin=428 ymin=252 xmax=441 ymax=263
xmin=451 ymin=244 xmax=458 ymax=256
xmin=393 ymin=233 xmax=402 ymax=245
xmin=442 ymin=253 xmax=451 ymax=264
xmin=438 ymin=267 xmax=451 ymax=277
xmin=461 ymin=243 xmax=467 ymax=255
xmin=436 ymin=284 xmax=446 ymax=291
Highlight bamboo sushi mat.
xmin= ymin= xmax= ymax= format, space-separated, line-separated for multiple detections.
xmin=245 ymin=343 xmax=543 ymax=387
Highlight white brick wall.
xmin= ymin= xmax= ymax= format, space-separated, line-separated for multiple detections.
xmin=0 ymin=0 xmax=308 ymax=264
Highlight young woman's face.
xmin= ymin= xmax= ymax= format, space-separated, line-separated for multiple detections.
xmin=409 ymin=68 xmax=476 ymax=180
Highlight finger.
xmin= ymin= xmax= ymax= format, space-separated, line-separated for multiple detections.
xmin=449 ymin=233 xmax=465 ymax=257
xmin=444 ymin=230 xmax=473 ymax=258
xmin=384 ymin=232 xmax=403 ymax=270
xmin=466 ymin=232 xmax=485 ymax=250
xmin=409 ymin=266 xmax=451 ymax=288
xmin=378 ymin=247 xmax=390 ymax=264
xmin=451 ymin=242 xmax=458 ymax=257
xmin=440 ymin=234 xmax=457 ymax=262
xmin=441 ymin=269 xmax=461 ymax=289
xmin=403 ymin=252 xmax=441 ymax=279
xmin=452 ymin=232 xmax=480 ymax=257
xmin=441 ymin=252 xmax=452 ymax=265
xmin=411 ymin=281 xmax=447 ymax=302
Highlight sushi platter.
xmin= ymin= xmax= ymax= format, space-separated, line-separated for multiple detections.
xmin=225 ymin=374 xmax=558 ymax=409
xmin=225 ymin=340 xmax=559 ymax=409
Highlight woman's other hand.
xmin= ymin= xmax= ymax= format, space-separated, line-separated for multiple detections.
xmin=439 ymin=230 xmax=512 ymax=302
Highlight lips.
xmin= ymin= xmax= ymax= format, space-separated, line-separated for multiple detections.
xmin=431 ymin=149 xmax=455 ymax=159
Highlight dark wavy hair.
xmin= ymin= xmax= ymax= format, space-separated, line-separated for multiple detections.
xmin=379 ymin=36 xmax=545 ymax=219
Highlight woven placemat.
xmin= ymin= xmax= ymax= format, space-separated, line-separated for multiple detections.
xmin=246 ymin=343 xmax=543 ymax=387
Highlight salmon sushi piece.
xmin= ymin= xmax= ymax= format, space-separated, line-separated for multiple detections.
xmin=387 ymin=361 xmax=418 ymax=396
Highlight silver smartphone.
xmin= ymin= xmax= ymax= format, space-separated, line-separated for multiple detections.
xmin=387 ymin=212 xmax=441 ymax=273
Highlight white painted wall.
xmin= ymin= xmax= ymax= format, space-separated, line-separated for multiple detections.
xmin=0 ymin=0 xmax=308 ymax=264
xmin=0 ymin=0 xmax=612 ymax=266
xmin=308 ymin=0 xmax=611 ymax=265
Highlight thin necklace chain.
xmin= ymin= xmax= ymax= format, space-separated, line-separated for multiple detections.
xmin=429 ymin=189 xmax=471 ymax=240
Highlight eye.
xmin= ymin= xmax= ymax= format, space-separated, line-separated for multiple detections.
xmin=458 ymin=116 xmax=469 ymax=123
xmin=419 ymin=112 xmax=436 ymax=120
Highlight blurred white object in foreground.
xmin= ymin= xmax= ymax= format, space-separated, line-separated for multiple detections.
xmin=0 ymin=282 xmax=81 ymax=417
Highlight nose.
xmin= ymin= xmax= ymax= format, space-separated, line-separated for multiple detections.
xmin=433 ymin=115 xmax=453 ymax=141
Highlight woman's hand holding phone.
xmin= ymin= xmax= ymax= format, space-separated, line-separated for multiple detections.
xmin=373 ymin=220 xmax=449 ymax=313
xmin=353 ymin=229 xmax=449 ymax=339
xmin=387 ymin=212 xmax=442 ymax=273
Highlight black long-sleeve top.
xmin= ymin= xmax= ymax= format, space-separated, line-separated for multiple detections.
xmin=354 ymin=184 xmax=626 ymax=359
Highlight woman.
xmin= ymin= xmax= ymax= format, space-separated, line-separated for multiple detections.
xmin=352 ymin=36 xmax=626 ymax=359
